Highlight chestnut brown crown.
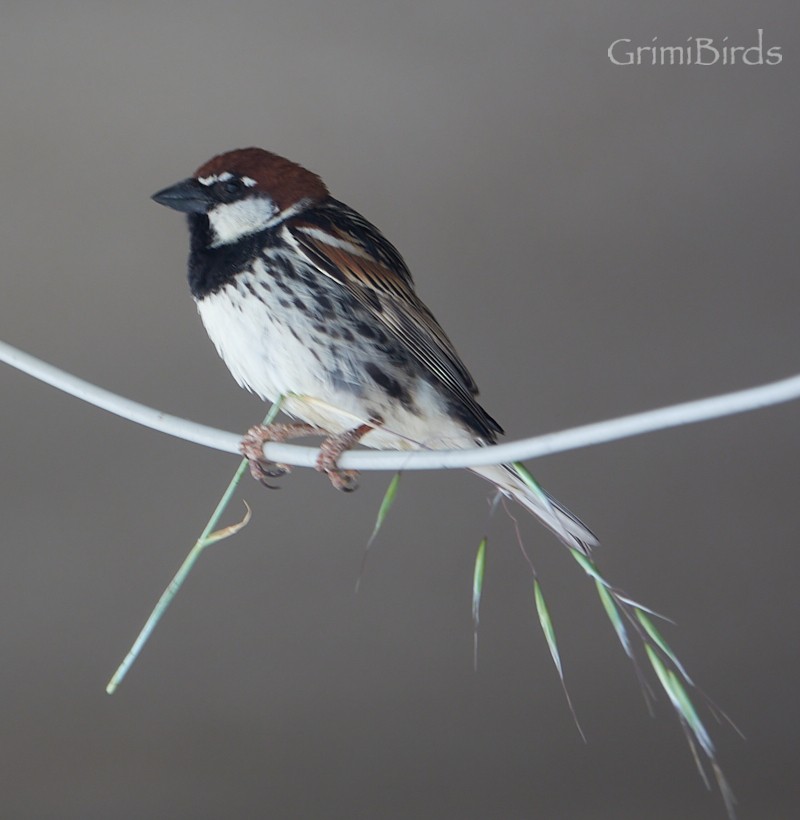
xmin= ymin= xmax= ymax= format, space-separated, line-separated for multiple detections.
xmin=194 ymin=147 xmax=329 ymax=212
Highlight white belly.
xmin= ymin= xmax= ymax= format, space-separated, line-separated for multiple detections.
xmin=197 ymin=277 xmax=327 ymax=404
xmin=196 ymin=264 xmax=476 ymax=451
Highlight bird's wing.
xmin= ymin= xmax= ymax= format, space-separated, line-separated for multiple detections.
xmin=287 ymin=198 xmax=502 ymax=439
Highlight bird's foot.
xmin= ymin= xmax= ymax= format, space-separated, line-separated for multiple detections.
xmin=316 ymin=423 xmax=375 ymax=492
xmin=240 ymin=423 xmax=323 ymax=488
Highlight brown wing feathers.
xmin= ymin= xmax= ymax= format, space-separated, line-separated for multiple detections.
xmin=289 ymin=201 xmax=502 ymax=439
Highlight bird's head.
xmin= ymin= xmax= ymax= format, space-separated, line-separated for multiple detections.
xmin=152 ymin=147 xmax=329 ymax=246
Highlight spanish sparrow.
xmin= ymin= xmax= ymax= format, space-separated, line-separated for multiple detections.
xmin=152 ymin=148 xmax=598 ymax=555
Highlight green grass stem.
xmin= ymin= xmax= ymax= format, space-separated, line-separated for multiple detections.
xmin=106 ymin=399 xmax=283 ymax=693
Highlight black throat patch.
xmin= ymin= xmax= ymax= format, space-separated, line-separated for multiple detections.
xmin=186 ymin=214 xmax=280 ymax=299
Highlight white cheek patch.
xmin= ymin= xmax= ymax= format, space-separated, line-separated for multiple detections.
xmin=207 ymin=196 xmax=278 ymax=245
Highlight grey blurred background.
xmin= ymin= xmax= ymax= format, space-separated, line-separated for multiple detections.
xmin=1 ymin=2 xmax=798 ymax=818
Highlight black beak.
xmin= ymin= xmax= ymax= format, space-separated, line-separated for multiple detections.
xmin=151 ymin=178 xmax=215 ymax=214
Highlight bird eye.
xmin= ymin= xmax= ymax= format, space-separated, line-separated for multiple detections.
xmin=215 ymin=177 xmax=244 ymax=200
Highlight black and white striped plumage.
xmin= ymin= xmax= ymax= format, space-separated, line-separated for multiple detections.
xmin=153 ymin=147 xmax=598 ymax=554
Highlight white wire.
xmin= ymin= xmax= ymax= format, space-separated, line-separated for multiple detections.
xmin=2 ymin=339 xmax=798 ymax=471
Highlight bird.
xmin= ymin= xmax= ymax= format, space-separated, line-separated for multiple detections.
xmin=152 ymin=147 xmax=598 ymax=555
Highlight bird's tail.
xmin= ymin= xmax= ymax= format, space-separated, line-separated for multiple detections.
xmin=471 ymin=463 xmax=599 ymax=555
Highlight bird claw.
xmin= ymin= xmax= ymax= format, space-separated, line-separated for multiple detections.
xmin=258 ymin=462 xmax=291 ymax=479
xmin=249 ymin=459 xmax=292 ymax=489
xmin=241 ymin=437 xmax=291 ymax=489
xmin=240 ymin=422 xmax=321 ymax=488
xmin=325 ymin=468 xmax=360 ymax=493
xmin=240 ymin=420 xmax=375 ymax=493
xmin=315 ymin=423 xmax=374 ymax=493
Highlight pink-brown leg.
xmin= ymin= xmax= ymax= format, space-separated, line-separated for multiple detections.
xmin=240 ymin=423 xmax=324 ymax=487
xmin=316 ymin=423 xmax=374 ymax=492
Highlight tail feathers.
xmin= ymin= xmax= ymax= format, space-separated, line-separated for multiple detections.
xmin=472 ymin=463 xmax=599 ymax=556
